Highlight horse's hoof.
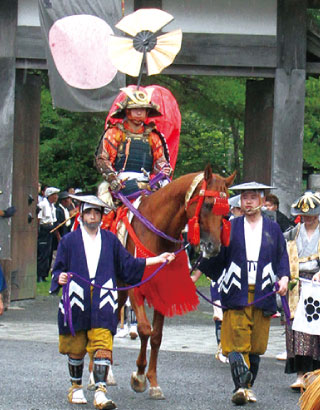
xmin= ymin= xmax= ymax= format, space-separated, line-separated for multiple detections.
xmin=130 ymin=371 xmax=147 ymax=393
xmin=149 ymin=386 xmax=165 ymax=400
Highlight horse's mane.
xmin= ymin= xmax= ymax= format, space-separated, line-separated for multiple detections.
xmin=140 ymin=170 xmax=229 ymax=210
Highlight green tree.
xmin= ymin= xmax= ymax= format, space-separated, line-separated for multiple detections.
xmin=39 ymin=82 xmax=105 ymax=191
xmin=303 ymin=76 xmax=320 ymax=181
xmin=143 ymin=75 xmax=245 ymax=179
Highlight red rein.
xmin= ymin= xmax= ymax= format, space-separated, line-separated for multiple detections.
xmin=186 ymin=180 xmax=231 ymax=247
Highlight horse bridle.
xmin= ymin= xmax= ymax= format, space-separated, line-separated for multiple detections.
xmin=185 ymin=174 xmax=230 ymax=247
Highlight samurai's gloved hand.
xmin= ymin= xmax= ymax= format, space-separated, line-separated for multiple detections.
xmin=3 ymin=206 xmax=16 ymax=218
xmin=105 ymin=173 xmax=122 ymax=192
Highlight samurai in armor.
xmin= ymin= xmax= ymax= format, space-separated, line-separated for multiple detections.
xmin=95 ymin=87 xmax=172 ymax=197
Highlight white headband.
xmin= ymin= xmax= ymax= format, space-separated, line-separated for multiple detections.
xmin=81 ymin=203 xmax=103 ymax=213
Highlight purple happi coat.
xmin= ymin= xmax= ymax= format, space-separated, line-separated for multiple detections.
xmin=50 ymin=227 xmax=145 ymax=335
xmin=199 ymin=216 xmax=290 ymax=314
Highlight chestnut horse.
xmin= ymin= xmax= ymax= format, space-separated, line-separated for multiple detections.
xmin=116 ymin=164 xmax=235 ymax=399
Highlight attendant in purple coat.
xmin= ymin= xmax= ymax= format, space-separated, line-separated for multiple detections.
xmin=199 ymin=182 xmax=290 ymax=406
xmin=50 ymin=195 xmax=175 ymax=409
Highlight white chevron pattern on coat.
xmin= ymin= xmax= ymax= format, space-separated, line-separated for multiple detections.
xmin=69 ymin=280 xmax=84 ymax=300
xmin=58 ymin=280 xmax=85 ymax=314
xmin=99 ymin=279 xmax=118 ymax=312
xmin=221 ymin=262 xmax=241 ymax=293
xmin=70 ymin=297 xmax=84 ymax=311
xmin=58 ymin=301 xmax=64 ymax=314
xmin=261 ymin=262 xmax=276 ymax=290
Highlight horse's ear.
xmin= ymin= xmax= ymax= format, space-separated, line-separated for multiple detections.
xmin=225 ymin=171 xmax=237 ymax=187
xmin=204 ymin=163 xmax=213 ymax=183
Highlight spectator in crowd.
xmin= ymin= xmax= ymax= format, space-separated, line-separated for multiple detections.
xmin=229 ymin=194 xmax=243 ymax=220
xmin=37 ymin=187 xmax=60 ymax=282
xmin=264 ymin=194 xmax=294 ymax=361
xmin=38 ymin=183 xmax=48 ymax=204
xmin=56 ymin=192 xmax=73 ymax=237
xmin=0 ymin=199 xmax=16 ymax=314
xmin=265 ymin=193 xmax=294 ymax=233
xmin=284 ymin=191 xmax=320 ymax=390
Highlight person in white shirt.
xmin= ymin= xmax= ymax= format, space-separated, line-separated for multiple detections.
xmin=37 ymin=187 xmax=60 ymax=282
xmin=51 ymin=195 xmax=175 ymax=409
xmin=198 ymin=182 xmax=290 ymax=405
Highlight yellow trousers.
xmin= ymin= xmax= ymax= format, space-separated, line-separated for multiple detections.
xmin=59 ymin=328 xmax=113 ymax=361
xmin=221 ymin=287 xmax=271 ymax=368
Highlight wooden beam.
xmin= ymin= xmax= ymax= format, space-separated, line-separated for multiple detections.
xmin=307 ymin=16 xmax=320 ymax=58
xmin=134 ymin=0 xmax=162 ymax=9
xmin=16 ymin=26 xmax=278 ymax=71
xmin=176 ymin=33 xmax=276 ymax=68
xmin=163 ymin=65 xmax=276 ymax=78
xmin=0 ymin=0 xmax=17 ymax=261
xmin=277 ymin=0 xmax=307 ymax=71
xmin=244 ymin=79 xmax=274 ymax=184
xmin=271 ymin=0 xmax=307 ymax=214
xmin=308 ymin=0 xmax=320 ymax=8
xmin=16 ymin=58 xmax=47 ymax=70
xmin=306 ymin=62 xmax=320 ymax=74
xmin=16 ymin=26 xmax=46 ymax=60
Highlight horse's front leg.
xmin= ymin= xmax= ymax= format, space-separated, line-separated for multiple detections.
xmin=147 ymin=310 xmax=165 ymax=400
xmin=129 ymin=289 xmax=151 ymax=393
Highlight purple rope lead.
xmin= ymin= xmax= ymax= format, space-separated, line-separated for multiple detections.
xmin=196 ymin=282 xmax=291 ymax=326
xmin=62 ymin=245 xmax=188 ymax=336
xmin=190 ymin=253 xmax=291 ymax=325
xmin=114 ymin=191 xmax=183 ymax=244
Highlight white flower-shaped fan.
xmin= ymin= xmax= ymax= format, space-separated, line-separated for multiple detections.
xmin=109 ymin=8 xmax=182 ymax=86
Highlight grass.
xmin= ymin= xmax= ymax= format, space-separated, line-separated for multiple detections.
xmin=36 ymin=279 xmax=54 ymax=296
xmin=195 ymin=274 xmax=211 ymax=287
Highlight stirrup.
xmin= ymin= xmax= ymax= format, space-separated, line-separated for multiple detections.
xmin=68 ymin=383 xmax=87 ymax=404
xmin=93 ymin=384 xmax=117 ymax=409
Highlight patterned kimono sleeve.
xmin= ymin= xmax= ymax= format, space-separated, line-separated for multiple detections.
xmin=113 ymin=235 xmax=146 ymax=284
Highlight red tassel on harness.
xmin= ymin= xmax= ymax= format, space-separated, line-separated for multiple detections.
xmin=221 ymin=218 xmax=231 ymax=247
xmin=188 ymin=216 xmax=200 ymax=246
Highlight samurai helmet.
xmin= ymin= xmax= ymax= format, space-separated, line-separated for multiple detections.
xmin=291 ymin=191 xmax=320 ymax=216
xmin=110 ymin=87 xmax=162 ymax=119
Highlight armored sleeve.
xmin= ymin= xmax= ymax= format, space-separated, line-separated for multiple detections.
xmin=149 ymin=132 xmax=172 ymax=176
xmin=95 ymin=127 xmax=124 ymax=178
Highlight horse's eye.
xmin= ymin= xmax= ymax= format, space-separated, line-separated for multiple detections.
xmin=203 ymin=203 xmax=212 ymax=211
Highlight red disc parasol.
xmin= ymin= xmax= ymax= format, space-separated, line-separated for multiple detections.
xmin=49 ymin=15 xmax=117 ymax=89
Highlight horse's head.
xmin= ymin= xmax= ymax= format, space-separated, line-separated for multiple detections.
xmin=186 ymin=164 xmax=236 ymax=259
